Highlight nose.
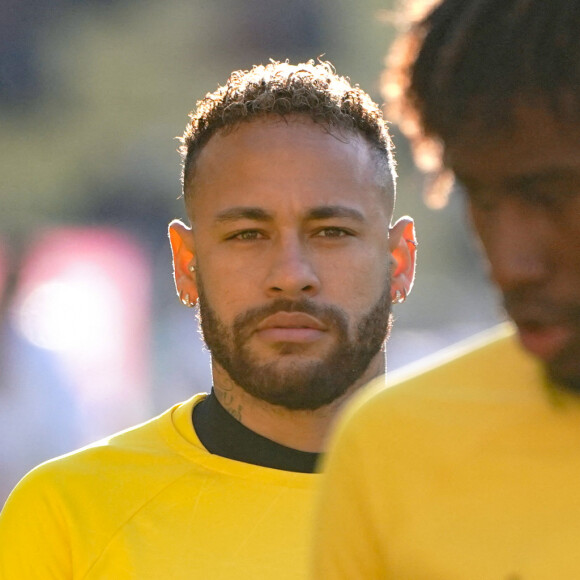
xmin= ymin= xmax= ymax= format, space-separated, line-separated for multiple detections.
xmin=476 ymin=199 xmax=550 ymax=293
xmin=264 ymin=236 xmax=321 ymax=298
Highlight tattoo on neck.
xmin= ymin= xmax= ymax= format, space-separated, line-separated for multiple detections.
xmin=215 ymin=386 xmax=243 ymax=422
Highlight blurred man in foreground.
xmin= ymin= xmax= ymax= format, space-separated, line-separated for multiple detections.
xmin=312 ymin=1 xmax=580 ymax=577
xmin=0 ymin=60 xmax=416 ymax=578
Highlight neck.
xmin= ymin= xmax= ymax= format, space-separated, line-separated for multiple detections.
xmin=210 ymin=354 xmax=385 ymax=453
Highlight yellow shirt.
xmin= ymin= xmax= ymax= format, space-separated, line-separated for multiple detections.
xmin=312 ymin=324 xmax=580 ymax=579
xmin=0 ymin=394 xmax=318 ymax=579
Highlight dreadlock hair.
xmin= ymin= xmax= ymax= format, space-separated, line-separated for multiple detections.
xmin=179 ymin=60 xmax=396 ymax=210
xmin=384 ymin=0 xmax=580 ymax=206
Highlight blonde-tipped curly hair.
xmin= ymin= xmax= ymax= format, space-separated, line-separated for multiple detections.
xmin=180 ymin=60 xmax=396 ymax=204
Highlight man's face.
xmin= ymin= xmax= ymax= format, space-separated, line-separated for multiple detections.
xmin=446 ymin=104 xmax=580 ymax=391
xmin=187 ymin=117 xmax=395 ymax=410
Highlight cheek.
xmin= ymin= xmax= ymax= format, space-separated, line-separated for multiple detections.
xmin=332 ymin=262 xmax=390 ymax=309
xmin=197 ymin=265 xmax=252 ymax=320
xmin=467 ymin=202 xmax=489 ymax=236
xmin=559 ymin=223 xmax=580 ymax=280
xmin=466 ymin=203 xmax=500 ymax=254
xmin=562 ymin=211 xmax=580 ymax=254
xmin=209 ymin=284 xmax=252 ymax=319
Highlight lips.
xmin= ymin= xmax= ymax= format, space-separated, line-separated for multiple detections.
xmin=503 ymin=291 xmax=579 ymax=362
xmin=255 ymin=311 xmax=328 ymax=343
xmin=515 ymin=321 xmax=574 ymax=362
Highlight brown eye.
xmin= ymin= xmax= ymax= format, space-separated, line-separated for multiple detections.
xmin=227 ymin=230 xmax=265 ymax=241
xmin=316 ymin=227 xmax=352 ymax=238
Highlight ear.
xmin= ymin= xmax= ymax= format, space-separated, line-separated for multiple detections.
xmin=388 ymin=216 xmax=417 ymax=303
xmin=168 ymin=219 xmax=198 ymax=306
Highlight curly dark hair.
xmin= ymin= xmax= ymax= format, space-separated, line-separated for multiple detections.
xmin=179 ymin=60 xmax=396 ymax=205
xmin=383 ymin=0 xmax=580 ymax=205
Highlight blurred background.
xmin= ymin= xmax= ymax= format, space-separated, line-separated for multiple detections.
xmin=0 ymin=0 xmax=504 ymax=504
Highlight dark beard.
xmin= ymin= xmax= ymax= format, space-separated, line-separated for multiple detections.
xmin=504 ymin=291 xmax=580 ymax=394
xmin=545 ymin=343 xmax=580 ymax=394
xmin=196 ymin=274 xmax=392 ymax=411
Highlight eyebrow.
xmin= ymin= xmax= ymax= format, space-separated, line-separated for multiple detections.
xmin=456 ymin=166 xmax=580 ymax=191
xmin=506 ymin=167 xmax=580 ymax=190
xmin=214 ymin=205 xmax=366 ymax=224
xmin=306 ymin=205 xmax=366 ymax=222
xmin=214 ymin=207 xmax=273 ymax=223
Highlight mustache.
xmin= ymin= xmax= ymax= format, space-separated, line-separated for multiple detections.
xmin=503 ymin=290 xmax=580 ymax=326
xmin=232 ymin=298 xmax=348 ymax=337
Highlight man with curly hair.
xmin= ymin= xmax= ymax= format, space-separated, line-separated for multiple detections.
xmin=0 ymin=60 xmax=416 ymax=578
xmin=311 ymin=1 xmax=580 ymax=577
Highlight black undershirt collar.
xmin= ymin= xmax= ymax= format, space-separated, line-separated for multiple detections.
xmin=192 ymin=390 xmax=319 ymax=473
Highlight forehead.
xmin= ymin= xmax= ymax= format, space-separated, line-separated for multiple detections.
xmin=187 ymin=116 xmax=392 ymax=221
xmin=445 ymin=104 xmax=580 ymax=190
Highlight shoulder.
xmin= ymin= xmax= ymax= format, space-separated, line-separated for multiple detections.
xmin=0 ymin=397 xmax=202 ymax=575
xmin=330 ymin=324 xmax=536 ymax=449
xmin=387 ymin=322 xmax=534 ymax=393
xmin=6 ymin=396 xmax=205 ymax=506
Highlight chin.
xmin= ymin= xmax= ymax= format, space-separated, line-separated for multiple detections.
xmin=546 ymin=358 xmax=580 ymax=395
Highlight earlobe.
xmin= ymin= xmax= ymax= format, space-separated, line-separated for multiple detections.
xmin=168 ymin=219 xmax=198 ymax=306
xmin=388 ymin=216 xmax=417 ymax=304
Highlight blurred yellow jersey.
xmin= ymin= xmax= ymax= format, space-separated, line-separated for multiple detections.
xmin=0 ymin=394 xmax=318 ymax=579
xmin=312 ymin=324 xmax=580 ymax=579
